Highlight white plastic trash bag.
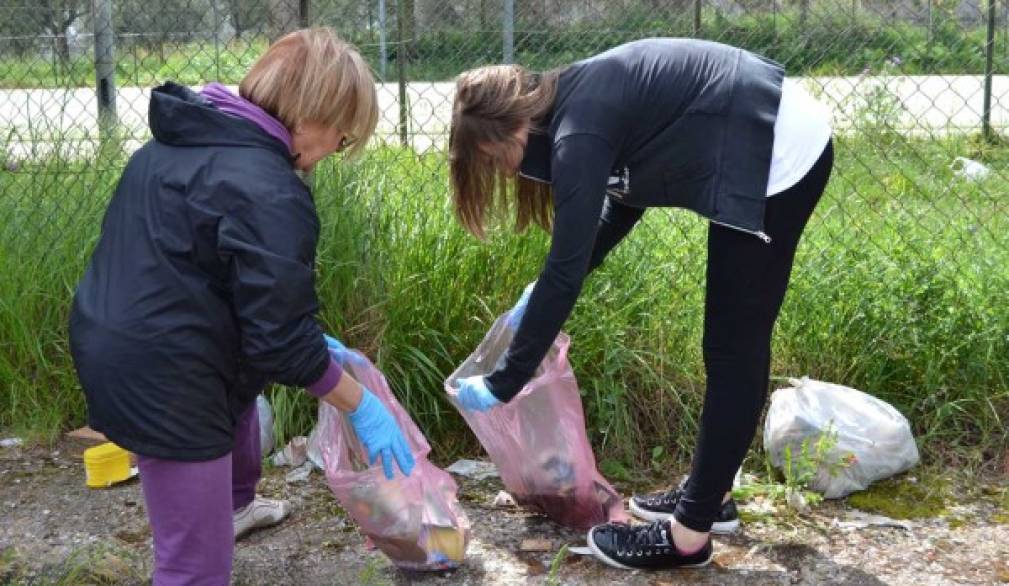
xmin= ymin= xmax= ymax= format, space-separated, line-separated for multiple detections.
xmin=763 ymin=377 xmax=919 ymax=498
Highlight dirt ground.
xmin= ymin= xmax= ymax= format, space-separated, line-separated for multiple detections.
xmin=1 ymin=438 xmax=1008 ymax=585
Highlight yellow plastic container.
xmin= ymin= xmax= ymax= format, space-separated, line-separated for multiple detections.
xmin=83 ymin=442 xmax=134 ymax=488
xmin=424 ymin=525 xmax=466 ymax=563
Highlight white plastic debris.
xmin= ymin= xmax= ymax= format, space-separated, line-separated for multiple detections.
xmin=445 ymin=459 xmax=499 ymax=481
xmin=833 ymin=511 xmax=914 ymax=531
xmin=951 ymin=157 xmax=991 ymax=182
xmin=285 ymin=460 xmax=313 ymax=483
xmin=492 ymin=490 xmax=517 ymax=508
xmin=271 ymin=436 xmax=308 ymax=467
xmin=0 ymin=438 xmax=23 ymax=448
xmin=306 ymin=420 xmax=325 ymax=470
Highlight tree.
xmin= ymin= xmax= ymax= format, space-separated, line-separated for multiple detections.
xmin=115 ymin=0 xmax=216 ymax=61
xmin=417 ymin=0 xmax=461 ymax=30
xmin=268 ymin=0 xmax=301 ymax=39
xmin=225 ymin=0 xmax=268 ymax=39
xmin=0 ymin=4 xmax=45 ymax=56
xmin=401 ymin=0 xmax=417 ymax=59
xmin=35 ymin=0 xmax=84 ymax=62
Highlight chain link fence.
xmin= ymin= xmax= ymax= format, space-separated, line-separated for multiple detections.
xmin=1 ymin=1 xmax=1006 ymax=460
xmin=2 ymin=2 xmax=1008 ymax=155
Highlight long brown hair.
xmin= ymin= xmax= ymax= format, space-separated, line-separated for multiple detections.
xmin=449 ymin=65 xmax=559 ymax=239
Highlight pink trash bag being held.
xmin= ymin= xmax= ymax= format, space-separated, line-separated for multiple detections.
xmin=445 ymin=313 xmax=628 ymax=529
xmin=314 ymin=348 xmax=470 ymax=570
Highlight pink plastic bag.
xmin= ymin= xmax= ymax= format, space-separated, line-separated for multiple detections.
xmin=315 ymin=348 xmax=470 ymax=570
xmin=445 ymin=313 xmax=628 ymax=529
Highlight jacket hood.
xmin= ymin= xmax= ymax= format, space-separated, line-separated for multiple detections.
xmin=148 ymin=82 xmax=291 ymax=159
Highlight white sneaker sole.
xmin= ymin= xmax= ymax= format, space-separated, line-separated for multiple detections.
xmin=585 ymin=526 xmax=713 ymax=570
xmin=628 ymin=499 xmax=741 ymax=535
xmin=233 ymin=501 xmax=290 ymax=540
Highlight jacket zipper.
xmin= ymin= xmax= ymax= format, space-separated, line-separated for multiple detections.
xmin=518 ymin=172 xmax=550 ymax=184
xmin=711 ymin=219 xmax=772 ymax=243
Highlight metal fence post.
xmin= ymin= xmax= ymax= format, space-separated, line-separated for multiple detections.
xmin=379 ymin=0 xmax=388 ymax=78
xmin=397 ymin=0 xmax=409 ymax=146
xmin=984 ymin=0 xmax=997 ymax=141
xmin=299 ymin=0 xmax=310 ymax=27
xmin=503 ymin=0 xmax=514 ymax=64
xmin=94 ymin=0 xmax=117 ymax=144
xmin=211 ymin=0 xmax=222 ymax=80
xmin=693 ymin=0 xmax=702 ymax=37
xmin=298 ymin=0 xmax=312 ymax=186
xmin=927 ymin=0 xmax=933 ymax=50
xmin=772 ymin=0 xmax=778 ymax=40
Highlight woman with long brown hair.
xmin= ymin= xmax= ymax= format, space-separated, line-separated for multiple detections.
xmin=449 ymin=38 xmax=833 ymax=570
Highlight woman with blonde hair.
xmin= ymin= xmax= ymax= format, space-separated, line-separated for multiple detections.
xmin=69 ymin=28 xmax=414 ymax=584
xmin=450 ymin=38 xmax=833 ymax=570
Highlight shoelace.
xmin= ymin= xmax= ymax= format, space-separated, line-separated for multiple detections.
xmin=645 ymin=487 xmax=683 ymax=506
xmin=611 ymin=521 xmax=672 ymax=556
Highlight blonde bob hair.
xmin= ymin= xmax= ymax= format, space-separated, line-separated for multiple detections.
xmin=450 ymin=65 xmax=559 ymax=238
xmin=240 ymin=27 xmax=378 ymax=159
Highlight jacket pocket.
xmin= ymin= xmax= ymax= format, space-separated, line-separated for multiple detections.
xmin=664 ymin=159 xmax=715 ymax=183
xmin=662 ymin=158 xmax=716 ymax=213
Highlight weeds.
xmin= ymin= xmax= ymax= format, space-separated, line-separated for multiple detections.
xmin=546 ymin=544 xmax=570 ymax=586
xmin=733 ymin=428 xmax=853 ymax=513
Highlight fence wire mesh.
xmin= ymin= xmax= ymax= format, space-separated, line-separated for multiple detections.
xmin=1 ymin=1 xmax=1006 ymax=459
xmin=2 ymin=2 xmax=1008 ymax=150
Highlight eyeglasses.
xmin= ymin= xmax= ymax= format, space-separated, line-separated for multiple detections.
xmin=339 ymin=135 xmax=357 ymax=151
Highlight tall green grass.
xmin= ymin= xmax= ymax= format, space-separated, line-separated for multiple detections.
xmin=1 ymin=136 xmax=1006 ymax=469
xmin=0 ymin=157 xmax=123 ymax=437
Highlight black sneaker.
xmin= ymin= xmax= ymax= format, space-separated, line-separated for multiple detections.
xmin=629 ymin=486 xmax=740 ymax=534
xmin=586 ymin=521 xmax=713 ymax=570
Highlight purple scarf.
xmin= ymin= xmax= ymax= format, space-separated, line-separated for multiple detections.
xmin=200 ymin=82 xmax=292 ymax=153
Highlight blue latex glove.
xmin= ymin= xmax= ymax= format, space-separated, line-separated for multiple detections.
xmin=455 ymin=375 xmax=503 ymax=412
xmin=347 ymin=388 xmax=415 ymax=480
xmin=323 ymin=333 xmax=346 ymax=354
xmin=324 ymin=333 xmax=364 ymax=367
xmin=505 ymin=281 xmax=537 ymax=329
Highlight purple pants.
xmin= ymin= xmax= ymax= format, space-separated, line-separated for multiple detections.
xmin=138 ymin=401 xmax=262 ymax=586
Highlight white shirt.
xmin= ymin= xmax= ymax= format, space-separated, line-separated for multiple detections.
xmin=766 ymin=78 xmax=833 ymax=196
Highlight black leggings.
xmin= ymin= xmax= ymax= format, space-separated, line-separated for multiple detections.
xmin=673 ymin=140 xmax=834 ymax=532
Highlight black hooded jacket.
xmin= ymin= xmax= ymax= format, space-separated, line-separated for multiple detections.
xmin=69 ymin=83 xmax=330 ymax=461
